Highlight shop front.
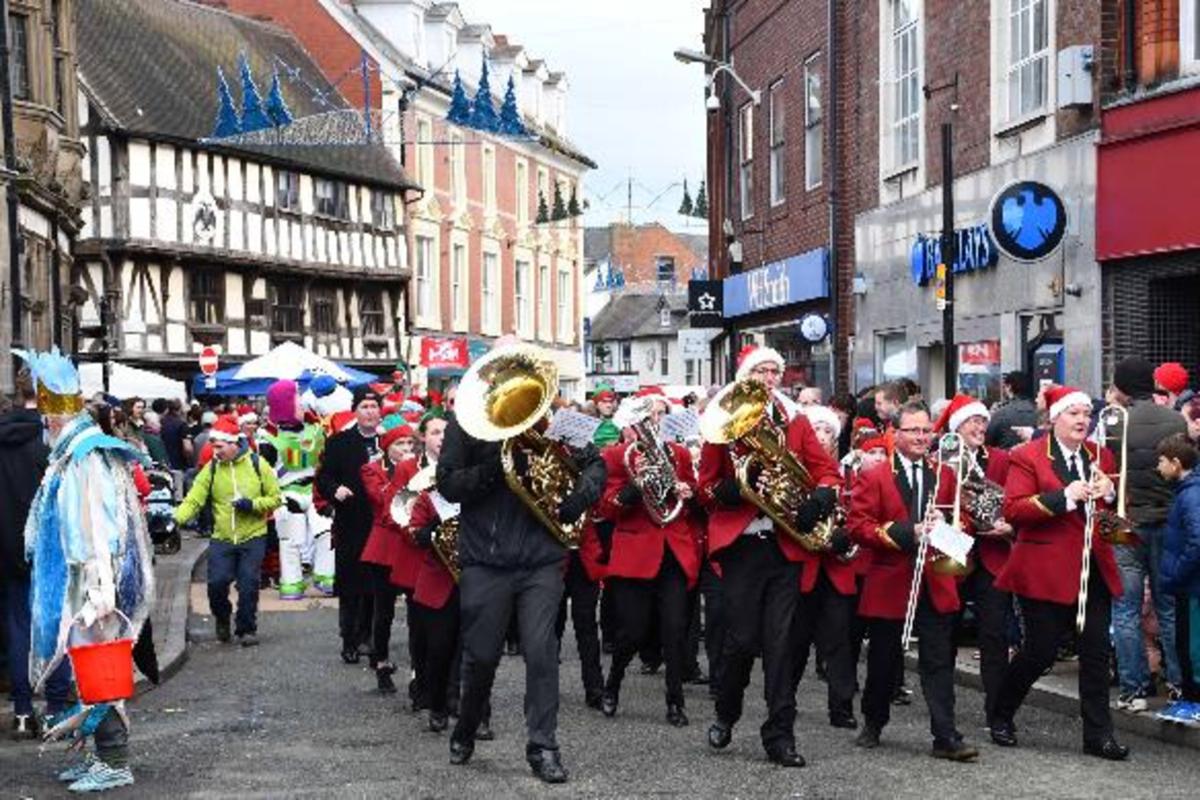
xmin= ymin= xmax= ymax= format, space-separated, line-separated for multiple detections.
xmin=720 ymin=247 xmax=832 ymax=395
xmin=414 ymin=334 xmax=585 ymax=401
xmin=853 ymin=131 xmax=1100 ymax=399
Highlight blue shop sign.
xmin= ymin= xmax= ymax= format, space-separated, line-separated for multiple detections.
xmin=724 ymin=247 xmax=828 ymax=318
xmin=910 ymin=223 xmax=998 ymax=286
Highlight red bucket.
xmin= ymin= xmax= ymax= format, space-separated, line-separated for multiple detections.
xmin=67 ymin=612 xmax=135 ymax=704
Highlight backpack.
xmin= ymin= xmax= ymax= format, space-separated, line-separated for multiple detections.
xmin=203 ymin=450 xmax=265 ymax=521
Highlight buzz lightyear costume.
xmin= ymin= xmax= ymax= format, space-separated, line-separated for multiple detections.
xmin=262 ymin=379 xmax=335 ymax=598
xmin=18 ymin=348 xmax=154 ymax=793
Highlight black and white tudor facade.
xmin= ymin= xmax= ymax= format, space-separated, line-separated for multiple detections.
xmin=71 ymin=0 xmax=420 ymax=383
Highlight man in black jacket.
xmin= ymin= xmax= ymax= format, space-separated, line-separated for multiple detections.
xmin=986 ymin=371 xmax=1038 ymax=450
xmin=439 ymin=402 xmax=606 ymax=784
xmin=0 ymin=370 xmax=70 ymax=737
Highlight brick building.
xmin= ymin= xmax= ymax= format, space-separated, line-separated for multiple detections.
xmin=220 ymin=0 xmax=596 ymax=398
xmin=1096 ymin=0 xmax=1200 ymax=390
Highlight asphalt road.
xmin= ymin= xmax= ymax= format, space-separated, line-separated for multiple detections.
xmin=4 ymin=599 xmax=1200 ymax=799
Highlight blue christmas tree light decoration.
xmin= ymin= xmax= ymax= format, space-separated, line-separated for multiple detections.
xmin=212 ymin=66 xmax=241 ymax=138
xmin=469 ymin=57 xmax=498 ymax=133
xmin=238 ymin=53 xmax=272 ymax=133
xmin=497 ymin=75 xmax=527 ymax=137
xmin=264 ymin=69 xmax=293 ymax=127
xmin=447 ymin=70 xmax=471 ymax=126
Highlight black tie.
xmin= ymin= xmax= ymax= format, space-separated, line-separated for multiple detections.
xmin=1066 ymin=453 xmax=1081 ymax=482
xmin=910 ymin=463 xmax=922 ymax=521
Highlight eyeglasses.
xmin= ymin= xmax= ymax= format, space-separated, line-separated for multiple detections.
xmin=750 ymin=366 xmax=782 ymax=376
xmin=898 ymin=427 xmax=933 ymax=436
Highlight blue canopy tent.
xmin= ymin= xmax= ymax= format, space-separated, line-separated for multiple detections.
xmin=191 ymin=364 xmax=378 ymax=397
xmin=191 ymin=342 xmax=378 ymax=397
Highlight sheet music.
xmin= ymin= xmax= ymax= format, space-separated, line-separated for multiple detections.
xmin=928 ymin=520 xmax=974 ymax=566
xmin=661 ymin=409 xmax=700 ymax=442
xmin=545 ymin=410 xmax=602 ymax=448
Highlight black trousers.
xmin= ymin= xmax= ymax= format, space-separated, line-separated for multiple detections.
xmin=994 ymin=572 xmax=1113 ymax=743
xmin=714 ymin=534 xmax=800 ymax=751
xmin=453 ymin=561 xmax=565 ymax=752
xmin=607 ymin=550 xmax=691 ymax=706
xmin=862 ymin=591 xmax=960 ymax=746
xmin=791 ymin=571 xmax=856 ymax=720
xmin=417 ymin=589 xmax=461 ymax=715
xmin=336 ymin=537 xmax=372 ymax=650
xmin=368 ymin=564 xmax=398 ymax=665
xmin=405 ymin=593 xmax=429 ymax=704
xmin=555 ymin=551 xmax=604 ymax=699
xmin=685 ymin=559 xmax=725 ymax=686
xmin=963 ymin=565 xmax=1012 ymax=726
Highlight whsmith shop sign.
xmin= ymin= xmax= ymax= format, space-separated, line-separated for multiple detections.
xmin=723 ymin=247 xmax=828 ymax=318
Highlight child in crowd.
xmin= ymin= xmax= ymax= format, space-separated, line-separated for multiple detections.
xmin=1156 ymin=434 xmax=1200 ymax=723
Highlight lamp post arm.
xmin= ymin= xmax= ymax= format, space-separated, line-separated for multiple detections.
xmin=709 ymin=64 xmax=761 ymax=105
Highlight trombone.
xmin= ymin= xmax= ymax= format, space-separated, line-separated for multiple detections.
xmin=1077 ymin=403 xmax=1127 ymax=631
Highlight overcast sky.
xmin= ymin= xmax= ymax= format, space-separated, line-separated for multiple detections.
xmin=459 ymin=0 xmax=711 ymax=233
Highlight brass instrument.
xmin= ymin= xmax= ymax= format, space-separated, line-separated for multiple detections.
xmin=388 ymin=463 xmax=435 ymax=527
xmin=961 ymin=450 xmax=1007 ymax=534
xmin=455 ymin=344 xmax=583 ymax=549
xmin=616 ymin=395 xmax=684 ymax=526
xmin=432 ymin=517 xmax=461 ymax=582
xmin=699 ymin=378 xmax=847 ymax=557
xmin=1094 ymin=404 xmax=1139 ymax=545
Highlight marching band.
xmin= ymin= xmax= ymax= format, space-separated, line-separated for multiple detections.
xmin=325 ymin=340 xmax=1138 ymax=784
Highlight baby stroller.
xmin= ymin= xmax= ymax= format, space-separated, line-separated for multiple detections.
xmin=146 ymin=467 xmax=180 ymax=555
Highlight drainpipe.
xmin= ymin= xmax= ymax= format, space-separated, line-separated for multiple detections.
xmin=1123 ymin=0 xmax=1136 ymax=89
xmin=0 ymin=0 xmax=23 ymax=384
xmin=826 ymin=0 xmax=840 ymax=393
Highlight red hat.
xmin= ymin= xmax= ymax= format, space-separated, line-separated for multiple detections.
xmin=1155 ymin=362 xmax=1190 ymax=395
xmin=329 ymin=410 xmax=357 ymax=433
xmin=635 ymin=385 xmax=665 ymax=398
xmin=380 ymin=424 xmax=415 ymax=452
xmin=370 ymin=382 xmax=392 ymax=395
xmin=1045 ymin=385 xmax=1092 ymax=420
xmin=209 ymin=415 xmax=242 ymax=443
xmin=236 ymin=404 xmax=258 ymax=425
xmin=860 ymin=434 xmax=887 ymax=453
xmin=593 ymin=389 xmax=616 ymax=403
xmin=735 ymin=344 xmax=784 ymax=381
xmin=934 ymin=393 xmax=989 ymax=434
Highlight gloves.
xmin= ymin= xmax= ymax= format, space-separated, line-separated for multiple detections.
xmin=617 ymin=484 xmax=642 ymax=507
xmin=233 ymin=498 xmax=254 ymax=513
xmin=714 ymin=477 xmax=743 ymax=507
xmin=558 ymin=491 xmax=591 ymax=525
xmin=285 ymin=496 xmax=304 ymax=514
xmin=795 ymin=487 xmax=838 ymax=533
xmin=829 ymin=529 xmax=854 ymax=556
xmin=413 ymin=521 xmax=438 ymax=549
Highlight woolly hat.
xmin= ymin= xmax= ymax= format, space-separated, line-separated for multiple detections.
xmin=1113 ymin=356 xmax=1155 ymax=399
xmin=735 ymin=345 xmax=785 ymax=381
xmin=801 ymin=404 xmax=842 ymax=438
xmin=934 ymin=393 xmax=990 ymax=434
xmin=209 ymin=415 xmax=242 ymax=443
xmin=1045 ymin=385 xmax=1092 ymax=420
xmin=1155 ymin=362 xmax=1190 ymax=395
xmin=352 ymin=385 xmax=382 ymax=410
xmin=380 ymin=424 xmax=415 ymax=452
xmin=266 ymin=380 xmax=299 ymax=425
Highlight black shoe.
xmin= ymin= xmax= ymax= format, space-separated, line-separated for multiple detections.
xmin=341 ymin=647 xmax=361 ymax=665
xmin=476 ymin=720 xmax=495 ymax=741
xmin=855 ymin=724 xmax=881 ymax=749
xmin=585 ymin=691 xmax=603 ymax=710
xmin=990 ymin=720 xmax=1018 ymax=748
xmin=238 ymin=632 xmax=259 ymax=647
xmin=931 ymin=739 xmax=979 ymax=762
xmin=601 ymin=688 xmax=619 ymax=717
xmin=666 ymin=703 xmax=689 ymax=727
xmin=707 ymin=720 xmax=733 ymax=749
xmin=376 ymin=663 xmax=398 ymax=695
xmin=428 ymin=711 xmax=448 ymax=733
xmin=684 ymin=666 xmax=708 ymax=684
xmin=830 ymin=712 xmax=858 ymax=730
xmin=766 ymin=745 xmax=806 ymax=768
xmin=640 ymin=661 xmax=661 ymax=675
xmin=528 ymin=748 xmax=568 ymax=784
xmin=504 ymin=641 xmax=520 ymax=656
xmin=215 ymin=618 xmax=231 ymax=644
xmin=602 ymin=640 xmax=615 ymax=655
xmin=1083 ymin=736 xmax=1130 ymax=761
xmin=891 ymin=686 xmax=913 ymax=706
xmin=449 ymin=738 xmax=474 ymax=765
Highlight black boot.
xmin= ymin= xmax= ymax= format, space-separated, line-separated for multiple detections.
xmin=527 ymin=747 xmax=568 ymax=784
xmin=376 ymin=663 xmax=397 ymax=695
xmin=666 ymin=703 xmax=689 ymax=727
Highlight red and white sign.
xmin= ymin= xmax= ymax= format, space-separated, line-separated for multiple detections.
xmin=959 ymin=340 xmax=1001 ymax=367
xmin=420 ymin=337 xmax=469 ymax=369
xmin=198 ymin=346 xmax=220 ymax=376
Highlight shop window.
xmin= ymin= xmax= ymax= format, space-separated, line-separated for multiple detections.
xmin=272 ymin=282 xmax=305 ymax=334
xmin=959 ymin=340 xmax=1002 ymax=403
xmin=877 ymin=331 xmax=913 ymax=382
xmin=1006 ymin=0 xmax=1050 ymax=121
xmin=1148 ymin=275 xmax=1200 ymax=382
xmin=189 ymin=271 xmax=224 ymax=325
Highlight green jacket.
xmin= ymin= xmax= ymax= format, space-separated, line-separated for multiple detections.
xmin=175 ymin=448 xmax=282 ymax=544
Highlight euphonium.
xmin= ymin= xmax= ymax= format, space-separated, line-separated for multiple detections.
xmin=698 ymin=378 xmax=839 ymax=553
xmin=432 ymin=517 xmax=461 ymax=582
xmin=455 ymin=344 xmax=583 ymax=549
xmin=616 ymin=395 xmax=683 ymax=526
xmin=1094 ymin=404 xmax=1138 ymax=545
xmin=961 ymin=450 xmax=1006 ymax=534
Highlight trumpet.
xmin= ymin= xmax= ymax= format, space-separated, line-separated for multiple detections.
xmin=615 ymin=396 xmax=684 ymax=526
xmin=1094 ymin=404 xmax=1138 ymax=545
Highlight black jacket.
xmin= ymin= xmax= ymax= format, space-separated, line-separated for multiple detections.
xmin=0 ymin=409 xmax=50 ymax=579
xmin=1112 ymin=398 xmax=1188 ymax=527
xmin=986 ymin=397 xmax=1037 ymax=450
xmin=315 ymin=426 xmax=379 ymax=550
xmin=437 ymin=415 xmax=606 ymax=570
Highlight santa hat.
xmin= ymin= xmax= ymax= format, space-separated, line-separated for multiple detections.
xmin=934 ymin=393 xmax=989 ymax=434
xmin=380 ymin=424 xmax=415 ymax=452
xmin=592 ymin=389 xmax=616 ymax=403
xmin=801 ymin=405 xmax=842 ymax=438
xmin=1155 ymin=362 xmax=1190 ymax=395
xmin=237 ymin=404 xmax=258 ymax=425
xmin=851 ymin=417 xmax=878 ymax=444
xmin=859 ymin=434 xmax=888 ymax=453
xmin=329 ymin=410 xmax=357 ymax=433
xmin=209 ymin=415 xmax=242 ymax=443
xmin=735 ymin=344 xmax=785 ymax=381
xmin=635 ymin=385 xmax=666 ymax=398
xmin=1046 ymin=385 xmax=1092 ymax=420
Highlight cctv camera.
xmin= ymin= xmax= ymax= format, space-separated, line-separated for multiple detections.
xmin=706 ymin=92 xmax=720 ymax=111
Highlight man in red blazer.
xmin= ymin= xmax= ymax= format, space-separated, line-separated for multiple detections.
xmin=934 ymin=394 xmax=1013 ymax=732
xmin=698 ymin=346 xmax=841 ymax=768
xmin=596 ymin=394 xmax=701 ymax=727
xmin=990 ymin=386 xmax=1128 ymax=760
xmin=847 ymin=401 xmax=978 ymax=762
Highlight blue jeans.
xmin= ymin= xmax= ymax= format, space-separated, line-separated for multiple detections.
xmin=2 ymin=577 xmax=72 ymax=716
xmin=1112 ymin=524 xmax=1181 ymax=693
xmin=207 ymin=537 xmax=267 ymax=637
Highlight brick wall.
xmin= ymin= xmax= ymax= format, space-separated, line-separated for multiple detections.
xmin=608 ymin=224 xmax=703 ymax=286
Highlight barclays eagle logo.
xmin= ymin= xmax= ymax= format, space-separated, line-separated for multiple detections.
xmin=990 ymin=181 xmax=1067 ymax=262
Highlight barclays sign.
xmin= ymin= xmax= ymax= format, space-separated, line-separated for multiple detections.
xmin=910 ymin=223 xmax=998 ymax=286
xmin=723 ymin=247 xmax=828 ymax=318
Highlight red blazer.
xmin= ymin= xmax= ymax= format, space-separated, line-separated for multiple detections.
xmin=846 ymin=456 xmax=963 ymax=620
xmin=409 ymin=490 xmax=456 ymax=610
xmin=794 ymin=466 xmax=860 ymax=595
xmin=598 ymin=441 xmax=702 ymax=587
xmin=698 ymin=411 xmax=842 ymax=562
xmin=995 ymin=437 xmax=1122 ymax=605
xmin=576 ymin=521 xmax=607 ymax=583
xmin=360 ymin=457 xmax=423 ymax=591
xmin=971 ymin=446 xmax=1014 ymax=578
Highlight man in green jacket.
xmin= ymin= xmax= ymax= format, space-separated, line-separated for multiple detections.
xmin=175 ymin=416 xmax=282 ymax=646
